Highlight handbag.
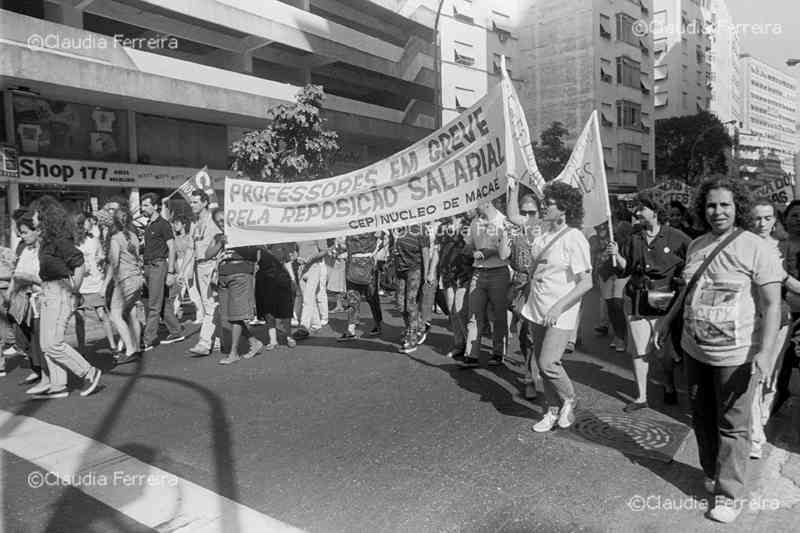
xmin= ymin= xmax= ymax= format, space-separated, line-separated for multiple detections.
xmin=346 ymin=255 xmax=375 ymax=285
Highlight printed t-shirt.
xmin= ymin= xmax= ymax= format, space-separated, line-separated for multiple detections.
xmin=522 ymin=227 xmax=592 ymax=330
xmin=680 ymin=230 xmax=785 ymax=367
xmin=78 ymin=236 xmax=105 ymax=295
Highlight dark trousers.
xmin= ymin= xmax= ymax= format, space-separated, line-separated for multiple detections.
xmin=345 ymin=277 xmax=382 ymax=328
xmin=396 ymin=269 xmax=421 ymax=341
xmin=15 ymin=318 xmax=42 ymax=370
xmin=686 ymin=355 xmax=755 ymax=500
xmin=143 ymin=259 xmax=181 ymax=345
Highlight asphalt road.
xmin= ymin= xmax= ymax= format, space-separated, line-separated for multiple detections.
xmin=1 ymin=291 xmax=799 ymax=532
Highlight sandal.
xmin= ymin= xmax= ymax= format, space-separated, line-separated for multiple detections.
xmin=265 ymin=343 xmax=278 ymax=351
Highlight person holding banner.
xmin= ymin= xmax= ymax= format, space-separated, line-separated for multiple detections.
xmin=339 ymin=232 xmax=383 ymax=341
xmin=187 ymin=190 xmax=221 ymax=356
xmin=607 ymin=194 xmax=689 ymax=412
xmin=462 ymin=200 xmax=512 ymax=367
xmin=521 ymin=182 xmax=593 ymax=432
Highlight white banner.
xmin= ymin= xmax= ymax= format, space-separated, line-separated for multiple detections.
xmin=641 ymin=179 xmax=694 ymax=208
xmin=225 ymin=82 xmax=526 ymax=246
xmin=753 ymin=174 xmax=794 ymax=205
xmin=553 ymin=111 xmax=611 ymax=232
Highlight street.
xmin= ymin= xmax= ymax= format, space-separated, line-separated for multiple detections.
xmin=2 ymin=291 xmax=799 ymax=533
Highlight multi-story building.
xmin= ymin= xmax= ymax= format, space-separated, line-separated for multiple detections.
xmin=706 ymin=0 xmax=741 ymax=125
xmin=652 ymin=0 xmax=714 ymax=119
xmin=397 ymin=0 xmax=654 ymax=192
xmin=0 ymin=0 xmax=437 ymax=245
xmin=738 ymin=54 xmax=799 ymax=175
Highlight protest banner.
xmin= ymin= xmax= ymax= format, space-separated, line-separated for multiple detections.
xmin=552 ymin=111 xmax=612 ymax=235
xmin=753 ymin=174 xmax=794 ymax=205
xmin=224 ymin=80 xmax=531 ymax=246
xmin=173 ymin=166 xmax=220 ymax=208
xmin=641 ymin=179 xmax=694 ymax=208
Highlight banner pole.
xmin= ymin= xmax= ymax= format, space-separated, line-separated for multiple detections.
xmin=591 ymin=110 xmax=616 ymax=266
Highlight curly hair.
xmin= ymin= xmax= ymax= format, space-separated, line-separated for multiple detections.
xmin=543 ymin=181 xmax=584 ymax=228
xmin=632 ymin=191 xmax=668 ymax=223
xmin=38 ymin=201 xmax=76 ymax=247
xmin=692 ymin=174 xmax=753 ymax=233
xmin=103 ymin=206 xmax=139 ymax=263
xmin=71 ymin=212 xmax=88 ymax=246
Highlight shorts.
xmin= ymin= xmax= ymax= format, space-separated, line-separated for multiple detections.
xmin=79 ymin=292 xmax=106 ymax=309
xmin=598 ymin=276 xmax=628 ymax=300
xmin=218 ymin=272 xmax=255 ymax=322
xmin=255 ymin=273 xmax=294 ymax=320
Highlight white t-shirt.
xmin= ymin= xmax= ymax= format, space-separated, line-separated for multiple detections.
xmin=79 ymin=236 xmax=105 ymax=295
xmin=522 ymin=227 xmax=592 ymax=330
xmin=681 ymin=230 xmax=785 ymax=366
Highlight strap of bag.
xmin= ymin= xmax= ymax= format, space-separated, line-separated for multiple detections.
xmin=529 ymin=226 xmax=571 ymax=274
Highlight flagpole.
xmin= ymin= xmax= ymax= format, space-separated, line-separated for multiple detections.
xmin=591 ymin=110 xmax=616 ymax=265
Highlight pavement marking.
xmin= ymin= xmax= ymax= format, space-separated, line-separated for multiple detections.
xmin=0 ymin=409 xmax=306 ymax=533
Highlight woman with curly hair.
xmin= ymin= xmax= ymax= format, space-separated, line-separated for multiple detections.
xmin=103 ymin=207 xmax=145 ymax=365
xmin=521 ymin=182 xmax=593 ymax=432
xmin=31 ymin=200 xmax=102 ymax=399
xmin=607 ymin=193 xmax=690 ymax=412
xmin=655 ymin=176 xmax=782 ymax=522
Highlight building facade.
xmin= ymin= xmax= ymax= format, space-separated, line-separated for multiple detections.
xmin=706 ymin=0 xmax=741 ymax=125
xmin=652 ymin=0 xmax=713 ymax=120
xmin=0 ymin=0 xmax=437 ymax=245
xmin=738 ymin=54 xmax=799 ymax=175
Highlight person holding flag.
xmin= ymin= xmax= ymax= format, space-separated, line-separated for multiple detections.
xmin=187 ymin=189 xmax=221 ymax=356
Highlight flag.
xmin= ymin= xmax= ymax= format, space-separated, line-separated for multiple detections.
xmin=499 ymin=56 xmax=545 ymax=198
xmin=553 ymin=111 xmax=612 ymax=233
xmin=174 ymin=166 xmax=219 ymax=208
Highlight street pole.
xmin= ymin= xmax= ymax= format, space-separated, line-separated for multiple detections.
xmin=433 ymin=0 xmax=445 ymax=129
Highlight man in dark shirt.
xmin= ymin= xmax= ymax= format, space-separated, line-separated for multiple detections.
xmin=141 ymin=193 xmax=184 ymax=349
xmin=392 ymin=224 xmax=430 ymax=353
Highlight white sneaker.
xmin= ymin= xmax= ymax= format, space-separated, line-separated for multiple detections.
xmin=703 ymin=477 xmax=715 ymax=494
xmin=532 ymin=408 xmax=560 ymax=432
xmin=750 ymin=443 xmax=763 ymax=459
xmin=2 ymin=345 xmax=20 ymax=356
xmin=26 ymin=380 xmax=51 ymax=395
xmin=558 ymin=399 xmax=576 ymax=428
xmin=707 ymin=499 xmax=742 ymax=523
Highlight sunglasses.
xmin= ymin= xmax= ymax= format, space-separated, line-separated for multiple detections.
xmin=520 ymin=210 xmax=538 ymax=216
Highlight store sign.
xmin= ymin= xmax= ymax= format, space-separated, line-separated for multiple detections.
xmin=1 ymin=145 xmax=19 ymax=178
xmin=17 ymin=157 xmax=227 ymax=190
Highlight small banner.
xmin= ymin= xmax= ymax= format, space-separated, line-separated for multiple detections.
xmin=641 ymin=179 xmax=694 ymax=208
xmin=175 ymin=166 xmax=220 ymax=208
xmin=225 ymin=83 xmax=524 ymax=246
xmin=753 ymin=175 xmax=794 ymax=205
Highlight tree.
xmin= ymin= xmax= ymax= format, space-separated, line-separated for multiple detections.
xmin=533 ymin=121 xmax=571 ymax=181
xmin=655 ymin=111 xmax=732 ymax=185
xmin=231 ymin=85 xmax=340 ymax=182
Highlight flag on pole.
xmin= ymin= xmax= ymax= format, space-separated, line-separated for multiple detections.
xmin=174 ymin=166 xmax=220 ymax=208
xmin=553 ymin=111 xmax=613 ymax=234
xmin=499 ymin=55 xmax=545 ymax=198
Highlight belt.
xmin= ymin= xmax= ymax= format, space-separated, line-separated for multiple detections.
xmin=351 ymin=252 xmax=373 ymax=258
xmin=475 ymin=265 xmax=508 ymax=271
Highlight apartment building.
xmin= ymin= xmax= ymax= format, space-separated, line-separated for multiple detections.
xmin=0 ymin=0 xmax=436 ymax=244
xmin=706 ymin=0 xmax=741 ymax=125
xmin=652 ymin=0 xmax=713 ymax=119
xmin=738 ymin=54 xmax=799 ymax=175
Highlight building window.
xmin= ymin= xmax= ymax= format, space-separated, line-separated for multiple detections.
xmin=616 ymin=100 xmax=642 ymax=130
xmin=616 ymin=13 xmax=639 ymax=46
xmin=491 ymin=11 xmax=512 ymax=42
xmin=641 ymin=154 xmax=650 ymax=171
xmin=600 ymin=14 xmax=611 ymax=39
xmin=654 ymin=64 xmax=668 ymax=80
xmin=641 ymin=114 xmax=651 ymax=133
xmin=696 ymin=45 xmax=704 ymax=64
xmin=655 ymin=92 xmax=668 ymax=107
xmin=618 ymin=143 xmax=642 ymax=172
xmin=454 ymin=41 xmax=475 ymax=66
xmin=453 ymin=0 xmax=474 ymax=23
xmin=617 ymin=56 xmax=641 ymax=88
xmin=654 ymin=38 xmax=667 ymax=56
xmin=454 ymin=86 xmax=475 ymax=112
xmin=640 ymin=77 xmax=651 ymax=94
xmin=601 ymin=111 xmax=614 ymax=127
xmin=682 ymin=91 xmax=689 ymax=109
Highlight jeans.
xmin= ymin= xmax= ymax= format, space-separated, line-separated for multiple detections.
xmin=39 ymin=281 xmax=92 ymax=389
xmin=686 ymin=355 xmax=756 ymax=500
xmin=419 ymin=280 xmax=436 ymax=325
xmin=396 ymin=269 xmax=422 ymax=341
xmin=751 ymin=326 xmax=789 ymax=449
xmin=466 ymin=267 xmax=510 ymax=359
xmin=195 ymin=260 xmax=218 ymax=348
xmin=143 ymin=259 xmax=182 ymax=345
xmin=528 ymin=320 xmax=576 ymax=407
xmin=345 ymin=278 xmax=382 ymax=328
xmin=446 ymin=286 xmax=469 ymax=353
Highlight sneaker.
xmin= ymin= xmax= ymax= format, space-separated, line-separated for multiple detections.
xmin=218 ymin=355 xmax=240 ymax=365
xmin=707 ymin=499 xmax=742 ymax=523
xmin=365 ymin=327 xmax=382 ymax=338
xmin=243 ymin=338 xmax=264 ymax=359
xmin=488 ymin=354 xmax=503 ymax=367
xmin=248 ymin=318 xmax=265 ymax=326
xmin=161 ymin=332 xmax=186 ymax=345
xmin=21 ymin=372 xmax=41 ymax=385
xmin=532 ymin=408 xmax=560 ymax=432
xmin=750 ymin=443 xmax=763 ymax=460
xmin=116 ymin=339 xmax=125 ymax=352
xmin=558 ymin=399 xmax=576 ymax=428
xmin=32 ymin=388 xmax=69 ymax=400
xmin=292 ymin=328 xmax=310 ymax=340
xmin=399 ymin=341 xmax=417 ymax=354
xmin=142 ymin=344 xmax=155 ymax=352
xmin=337 ymin=332 xmax=358 ymax=342
xmin=459 ymin=357 xmax=480 ymax=368
xmin=290 ymin=318 xmax=300 ymax=327
xmin=2 ymin=345 xmax=21 ymax=357
xmin=418 ymin=323 xmax=432 ymax=344
xmin=80 ymin=368 xmax=102 ymax=397
xmin=115 ymin=353 xmax=140 ymax=365
xmin=704 ymin=477 xmax=715 ymax=494
xmin=286 ymin=337 xmax=297 ymax=348
xmin=26 ymin=380 xmax=51 ymax=395
xmin=187 ymin=344 xmax=212 ymax=356
xmin=445 ymin=349 xmax=465 ymax=360
xmin=0 ymin=367 xmax=6 ymax=377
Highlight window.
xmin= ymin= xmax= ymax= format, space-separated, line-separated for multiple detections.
xmin=493 ymin=54 xmax=512 ymax=76
xmin=618 ymin=144 xmax=642 ymax=172
xmin=616 ymin=56 xmax=640 ymax=88
xmin=600 ymin=14 xmax=611 ymax=39
xmin=696 ymin=45 xmax=704 ymax=64
xmin=654 ymin=38 xmax=667 ymax=56
xmin=655 ymin=92 xmax=668 ymax=107
xmin=601 ymin=111 xmax=614 ymax=127
xmin=654 ymin=64 xmax=668 ymax=80
xmin=454 ymin=86 xmax=475 ymax=111
xmin=453 ymin=0 xmax=474 ymax=23
xmin=454 ymin=41 xmax=475 ymax=66
xmin=641 ymin=155 xmax=650 ymax=172
xmin=491 ymin=11 xmax=512 ymax=42
xmin=640 ymin=0 xmax=649 ymax=15
xmin=616 ymin=100 xmax=642 ymax=130
xmin=616 ymin=12 xmax=638 ymax=46
xmin=682 ymin=91 xmax=688 ymax=110
xmin=641 ymin=113 xmax=651 ymax=133
xmin=682 ymin=64 xmax=688 ymax=81
xmin=640 ymin=77 xmax=650 ymax=94
xmin=640 ymin=38 xmax=649 ymax=55
xmin=653 ymin=10 xmax=667 ymax=27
